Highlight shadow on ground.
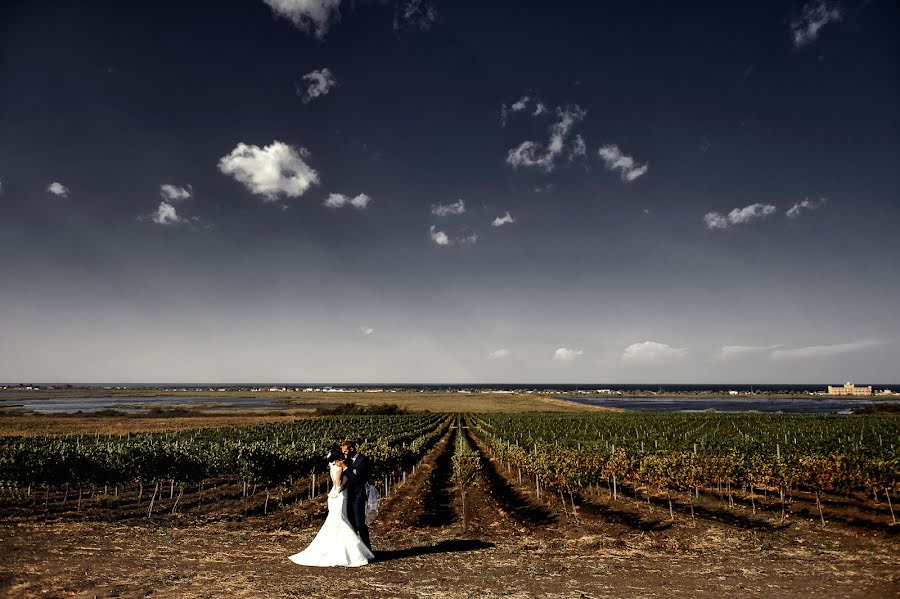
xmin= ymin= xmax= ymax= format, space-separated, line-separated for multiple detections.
xmin=464 ymin=427 xmax=556 ymax=527
xmin=412 ymin=426 xmax=458 ymax=528
xmin=374 ymin=539 xmax=495 ymax=562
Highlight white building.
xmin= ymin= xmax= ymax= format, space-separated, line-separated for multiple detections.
xmin=826 ymin=382 xmax=873 ymax=396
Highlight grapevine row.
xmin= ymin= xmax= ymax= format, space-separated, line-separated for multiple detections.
xmin=470 ymin=412 xmax=899 ymax=525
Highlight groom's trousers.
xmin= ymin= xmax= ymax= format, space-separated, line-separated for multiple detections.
xmin=348 ymin=495 xmax=370 ymax=549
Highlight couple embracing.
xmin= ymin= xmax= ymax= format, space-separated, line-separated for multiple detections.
xmin=288 ymin=439 xmax=376 ymax=568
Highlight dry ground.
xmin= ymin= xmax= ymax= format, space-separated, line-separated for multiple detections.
xmin=1 ymin=424 xmax=897 ymax=599
xmin=0 ymin=413 xmax=306 ymax=436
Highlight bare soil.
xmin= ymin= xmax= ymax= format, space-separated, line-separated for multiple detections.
xmin=1 ymin=425 xmax=897 ymax=598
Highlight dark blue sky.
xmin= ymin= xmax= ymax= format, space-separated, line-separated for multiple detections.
xmin=1 ymin=0 xmax=898 ymax=383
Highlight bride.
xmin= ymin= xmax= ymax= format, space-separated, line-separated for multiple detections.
xmin=288 ymin=445 xmax=375 ymax=567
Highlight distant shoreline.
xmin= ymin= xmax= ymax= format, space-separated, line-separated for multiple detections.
xmin=0 ymin=387 xmax=896 ymax=401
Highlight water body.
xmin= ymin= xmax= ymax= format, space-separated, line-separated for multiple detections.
xmin=563 ymin=395 xmax=900 ymax=414
xmin=6 ymin=395 xmax=288 ymax=414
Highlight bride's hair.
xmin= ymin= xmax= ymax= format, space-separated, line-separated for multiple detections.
xmin=324 ymin=444 xmax=343 ymax=464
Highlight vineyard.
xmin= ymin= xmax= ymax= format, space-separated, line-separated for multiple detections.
xmin=471 ymin=412 xmax=900 ymax=526
xmin=1 ymin=409 xmax=898 ymax=597
xmin=0 ymin=414 xmax=449 ymax=520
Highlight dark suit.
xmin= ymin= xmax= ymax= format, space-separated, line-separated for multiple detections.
xmin=343 ymin=452 xmax=371 ymax=549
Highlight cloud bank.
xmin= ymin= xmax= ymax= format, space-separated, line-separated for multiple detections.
xmin=622 ymin=341 xmax=687 ymax=364
xmin=770 ymin=339 xmax=886 ymax=360
xmin=487 ymin=348 xmax=510 ymax=360
xmin=553 ymin=347 xmax=583 ymax=361
xmin=715 ymin=344 xmax=784 ymax=360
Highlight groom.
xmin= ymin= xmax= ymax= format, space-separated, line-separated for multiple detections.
xmin=341 ymin=439 xmax=372 ymax=551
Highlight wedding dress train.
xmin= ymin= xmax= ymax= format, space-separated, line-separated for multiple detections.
xmin=288 ymin=463 xmax=374 ymax=568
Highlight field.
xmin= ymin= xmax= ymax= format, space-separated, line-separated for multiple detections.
xmin=0 ymin=391 xmax=599 ymax=437
xmin=0 ymin=397 xmax=897 ymax=598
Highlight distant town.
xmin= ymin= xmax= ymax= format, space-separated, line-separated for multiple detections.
xmin=0 ymin=381 xmax=895 ymax=397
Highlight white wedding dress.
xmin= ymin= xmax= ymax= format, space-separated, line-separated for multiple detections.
xmin=288 ymin=462 xmax=375 ymax=568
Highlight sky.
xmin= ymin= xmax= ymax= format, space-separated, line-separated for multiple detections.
xmin=0 ymin=0 xmax=898 ymax=384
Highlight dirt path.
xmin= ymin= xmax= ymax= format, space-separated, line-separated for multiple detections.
xmin=2 ymin=424 xmax=898 ymax=598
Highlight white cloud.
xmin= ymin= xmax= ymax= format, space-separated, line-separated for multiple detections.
xmin=47 ymin=182 xmax=69 ymax=197
xmin=553 ymin=347 xmax=583 ymax=361
xmin=428 ymin=224 xmax=476 ymax=246
xmin=324 ymin=192 xmax=372 ymax=209
xmin=597 ymin=144 xmax=648 ymax=182
xmin=501 ymin=95 xmax=550 ymax=125
xmin=570 ymin=134 xmax=586 ymax=160
xmin=506 ymin=105 xmax=586 ymax=173
xmin=704 ymin=203 xmax=777 ymax=230
xmin=703 ymin=212 xmax=729 ymax=229
xmin=139 ymin=200 xmax=212 ymax=229
xmin=262 ymin=0 xmax=342 ymax=39
xmin=770 ymin=339 xmax=887 ymax=360
xmin=0 ymin=179 xmax=3 ymax=194
xmin=431 ymin=199 xmax=465 ymax=216
xmin=429 ymin=225 xmax=450 ymax=246
xmin=491 ymin=212 xmax=515 ymax=227
xmin=786 ymin=197 xmax=827 ymax=219
xmin=506 ymin=141 xmax=547 ymax=170
xmin=501 ymin=96 xmax=532 ymax=126
xmin=487 ymin=348 xmax=510 ymax=360
xmin=622 ymin=341 xmax=687 ymax=364
xmin=360 ymin=326 xmax=374 ymax=336
xmin=791 ymin=0 xmax=842 ymax=47
xmin=324 ymin=193 xmax=345 ymax=208
xmin=511 ymin=96 xmax=530 ymax=112
xmin=394 ymin=0 xmax=438 ymax=33
xmin=150 ymin=201 xmax=186 ymax=226
xmin=218 ymin=140 xmax=319 ymax=202
xmin=716 ymin=344 xmax=784 ymax=360
xmin=349 ymin=194 xmax=371 ymax=209
xmin=298 ymin=68 xmax=336 ymax=103
xmin=729 ymin=203 xmax=777 ymax=224
xmin=160 ymin=184 xmax=192 ymax=202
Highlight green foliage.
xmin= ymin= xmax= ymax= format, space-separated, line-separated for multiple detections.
xmin=0 ymin=414 xmax=449 ymax=488
xmin=471 ymin=412 xmax=900 ymax=497
xmin=451 ymin=426 xmax=480 ymax=488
